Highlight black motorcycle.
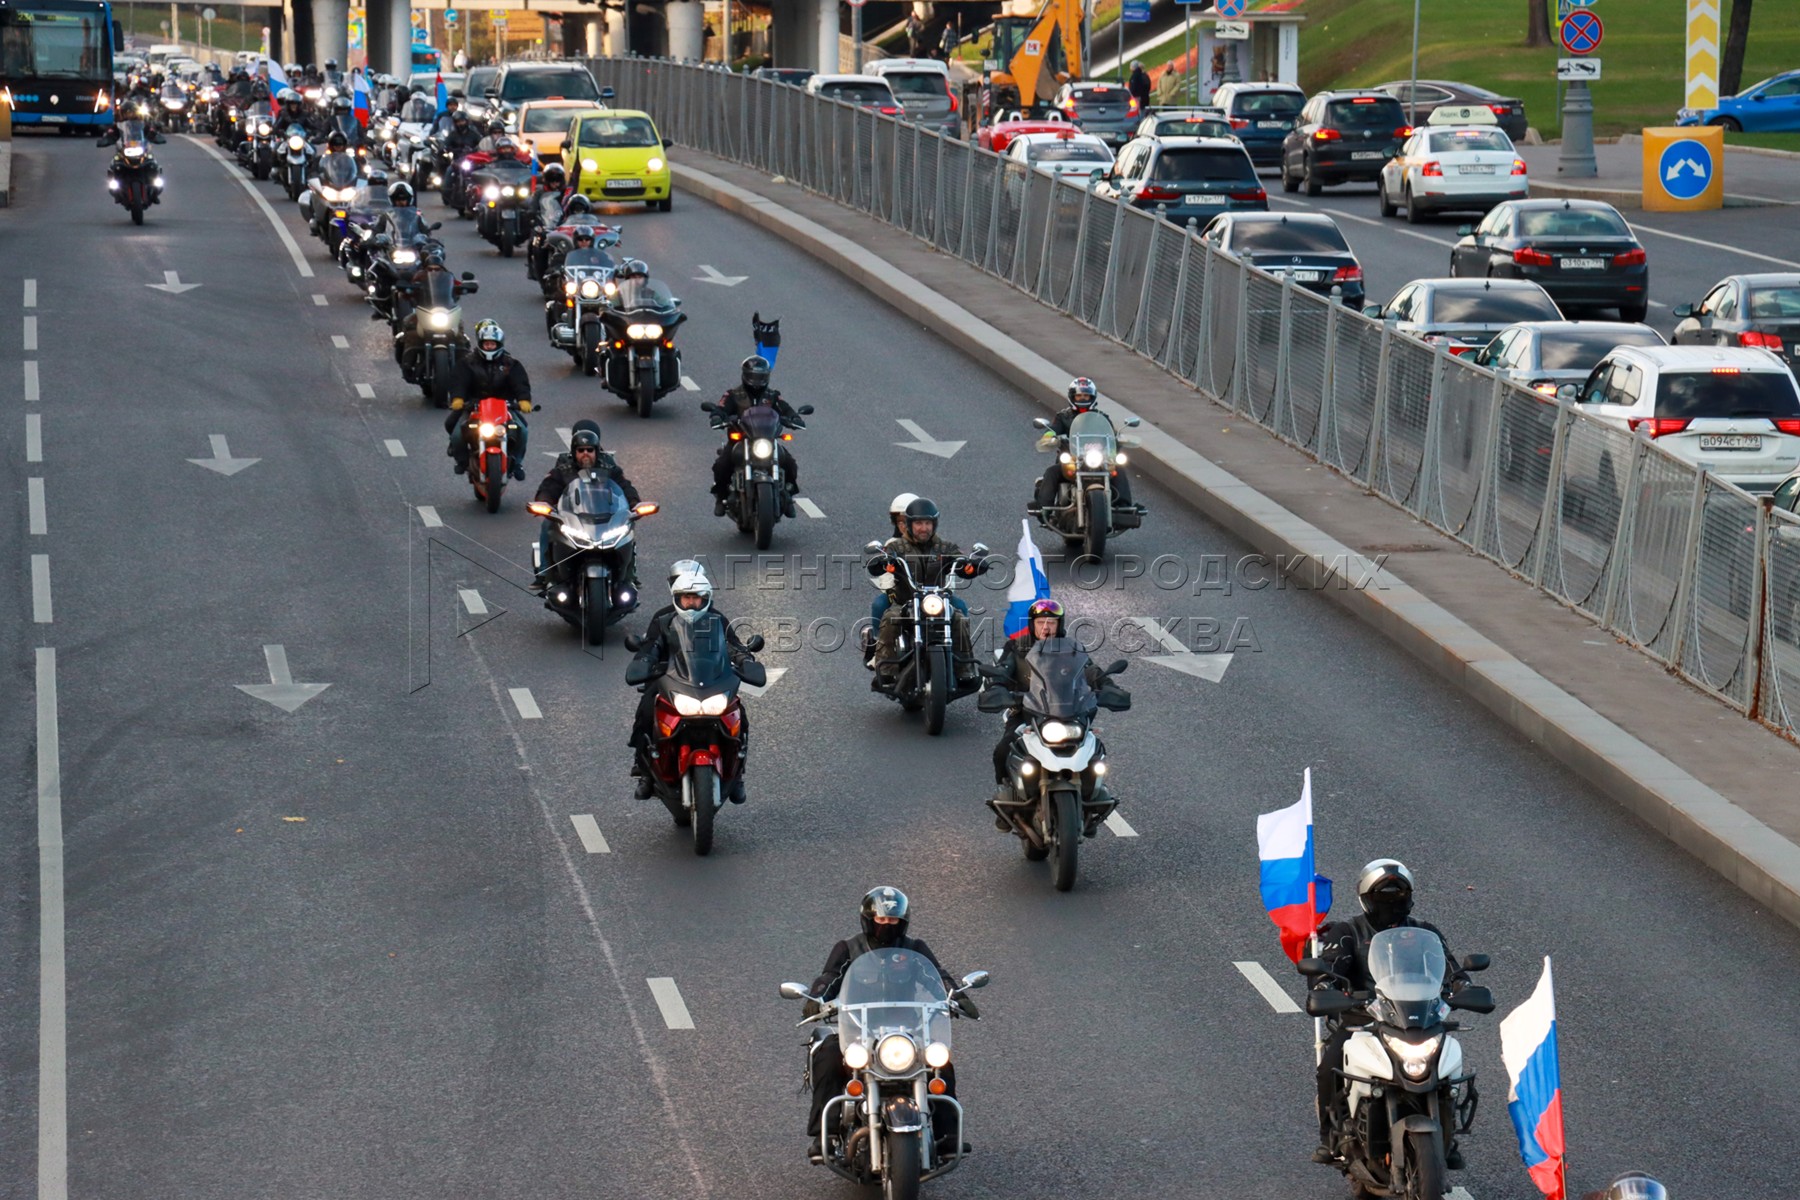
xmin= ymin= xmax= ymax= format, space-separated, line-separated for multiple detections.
xmin=599 ymin=276 xmax=687 ymax=418
xmin=238 ymin=107 xmax=275 ymax=179
xmin=99 ymin=121 xmax=165 ymax=225
xmin=276 ymin=123 xmax=315 ymax=201
xmin=864 ymin=543 xmax=992 ymax=735
xmin=1029 ymin=410 xmax=1146 ymax=559
xmin=703 ymin=400 xmax=814 ymax=550
xmin=528 ymin=473 xmax=657 ymax=644
xmin=393 ymin=259 xmax=479 ymax=407
xmin=471 ymin=157 xmax=534 ymax=256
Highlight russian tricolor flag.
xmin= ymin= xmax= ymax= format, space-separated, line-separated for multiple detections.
xmin=1255 ymin=769 xmax=1332 ymax=963
xmin=265 ymin=59 xmax=291 ymax=96
xmin=1501 ymin=957 xmax=1567 ymax=1200
xmin=1003 ymin=519 xmax=1051 ymax=639
xmin=435 ymin=69 xmax=449 ymax=116
xmin=351 ymin=68 xmax=371 ymax=128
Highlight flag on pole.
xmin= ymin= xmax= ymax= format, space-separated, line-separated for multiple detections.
xmin=1003 ymin=519 xmax=1052 ymax=639
xmin=1500 ymin=957 xmax=1567 ymax=1200
xmin=1255 ymin=768 xmax=1333 ymax=963
xmin=351 ymin=68 xmax=371 ymax=128
xmin=265 ymin=58 xmax=291 ymax=96
xmin=435 ymin=69 xmax=449 ymax=116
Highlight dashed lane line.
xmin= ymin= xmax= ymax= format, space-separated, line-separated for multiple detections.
xmin=24 ymin=361 xmax=40 ymax=402
xmin=417 ymin=505 xmax=443 ymax=527
xmin=647 ymin=978 xmax=695 ymax=1029
xmin=570 ymin=814 xmax=612 ymax=854
xmin=24 ymin=316 xmax=38 ymax=351
xmin=1632 ymin=221 xmax=1800 ymax=270
xmin=28 ymin=478 xmax=46 ymax=535
xmin=459 ymin=589 xmax=489 ymax=615
xmin=794 ymin=497 xmax=826 ymax=519
xmin=355 ymin=384 xmax=376 ymax=399
xmin=1233 ymin=960 xmax=1302 ymax=1014
xmin=312 ymin=294 xmax=328 ymax=306
xmin=385 ymin=439 xmax=407 ymax=457
xmin=26 ymin=414 xmax=42 ymax=463
xmin=188 ymin=136 xmax=315 ymax=278
xmin=680 ymin=375 xmax=699 ymax=391
xmin=31 ymin=555 xmax=52 ymax=624
xmin=1267 ymin=195 xmax=1456 ymax=248
xmin=331 ymin=335 xmax=350 ymax=349
xmin=35 ymin=649 xmax=68 ymax=1199
xmin=509 ymin=687 xmax=543 ymax=719
xmin=24 ymin=278 xmax=38 ymax=308
xmin=1104 ymin=811 xmax=1138 ymax=838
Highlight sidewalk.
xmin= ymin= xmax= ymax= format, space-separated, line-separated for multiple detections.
xmin=1521 ymin=139 xmax=1799 ymax=208
xmin=673 ymin=148 xmax=1800 ymax=927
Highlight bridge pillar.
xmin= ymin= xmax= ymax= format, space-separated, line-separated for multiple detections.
xmin=309 ymin=0 xmax=349 ymax=66
xmin=815 ymin=0 xmax=837 ymax=74
xmin=666 ymin=0 xmax=703 ymax=61
xmin=386 ymin=0 xmax=412 ymax=77
xmin=604 ymin=13 xmax=625 ymax=55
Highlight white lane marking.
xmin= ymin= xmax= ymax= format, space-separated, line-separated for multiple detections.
xmin=24 ymin=361 xmax=40 ymax=402
xmin=24 ymin=278 xmax=38 ymax=308
xmin=188 ymin=135 xmax=315 ymax=277
xmin=1233 ymin=960 xmax=1302 ymax=1014
xmin=331 ymin=335 xmax=350 ymax=349
xmin=1104 ymin=811 xmax=1138 ymax=837
xmin=384 ymin=439 xmax=407 ymax=457
xmin=35 ymin=648 xmax=68 ymax=1198
xmin=647 ymin=978 xmax=696 ymax=1029
xmin=355 ymin=383 xmax=376 ymax=399
xmin=417 ymin=506 xmax=443 ymax=527
xmin=28 ymin=478 xmax=46 ymax=535
xmin=570 ymin=813 xmax=612 ymax=854
xmin=794 ymin=496 xmax=826 ymax=519
xmin=557 ymin=426 xmax=574 ymax=447
xmin=1448 ymin=1189 xmax=1477 ymax=1200
xmin=1268 ymin=195 xmax=1455 ymax=247
xmin=460 ymin=588 xmax=489 ymax=615
xmin=1632 ymin=221 xmax=1800 ymax=269
xmin=24 ymin=315 xmax=38 ymax=351
xmin=509 ymin=687 xmax=543 ymax=719
xmin=26 ymin=414 xmax=43 ymax=463
xmin=312 ymin=294 xmax=329 ymax=306
xmin=31 ymin=555 xmax=52 ymax=623
xmin=738 ymin=666 xmax=788 ymax=698
xmin=680 ymin=375 xmax=699 ymax=391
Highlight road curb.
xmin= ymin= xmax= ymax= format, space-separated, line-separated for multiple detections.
xmin=672 ymin=158 xmax=1800 ymax=932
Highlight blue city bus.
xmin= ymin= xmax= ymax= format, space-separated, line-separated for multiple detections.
xmin=0 ymin=0 xmax=119 ymax=130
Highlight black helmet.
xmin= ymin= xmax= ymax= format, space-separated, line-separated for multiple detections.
xmin=1068 ymin=376 xmax=1099 ymax=409
xmin=541 ymin=162 xmax=566 ymax=188
xmin=620 ymin=258 xmax=649 ymax=280
xmin=570 ymin=419 xmax=602 ymax=454
xmin=903 ymin=497 xmax=940 ymax=524
xmin=563 ymin=194 xmax=591 ymax=215
xmin=740 ymin=354 xmax=772 ymax=393
xmin=304 ymin=62 xmax=316 ymax=75
xmin=451 ymin=109 xmax=469 ymax=124
xmin=487 ymin=117 xmax=505 ymax=133
xmin=572 ymin=223 xmax=596 ymax=247
xmin=327 ymin=130 xmax=347 ymax=150
xmin=860 ymin=886 xmax=910 ymax=948
xmin=1600 ymin=1174 xmax=1668 ymax=1200
xmin=1356 ymin=859 xmax=1415 ymax=930
xmin=324 ymin=58 xmax=338 ymax=71
xmin=331 ymin=95 xmax=351 ymax=114
xmin=1026 ymin=597 xmax=1065 ymax=637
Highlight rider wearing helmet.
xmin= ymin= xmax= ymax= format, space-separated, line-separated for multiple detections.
xmin=476 ymin=116 xmax=509 ymax=154
xmin=869 ymin=498 xmax=985 ymax=689
xmin=1581 ymin=1174 xmax=1668 ymax=1200
xmin=802 ymin=888 xmax=966 ymax=1158
xmin=443 ymin=106 xmax=481 ymax=153
xmin=316 ymin=127 xmax=356 ymax=181
xmin=859 ymin=494 xmax=920 ymax=662
xmin=710 ymin=354 xmax=806 ymax=518
xmin=445 ymin=319 xmax=533 ymax=479
xmin=1028 ymin=377 xmax=1145 ymax=517
xmin=275 ymin=86 xmax=306 ymax=132
xmin=532 ymin=419 xmax=641 ymax=592
xmin=1310 ymin=861 xmax=1474 ymax=1168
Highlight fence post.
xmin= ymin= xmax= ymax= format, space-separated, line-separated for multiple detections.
xmin=1190 ymin=247 xmax=1216 ymax=389
xmin=1061 ymin=187 xmax=1096 ymax=313
xmin=1317 ymin=300 xmax=1342 ymax=463
xmin=1094 ymin=199 xmax=1127 ymax=333
xmin=1270 ymin=271 xmax=1296 ymax=438
xmin=1527 ymin=404 xmax=1573 ymax=588
xmin=1748 ymin=496 xmax=1774 ymax=721
xmin=1127 ymin=218 xmax=1162 ymax=348
xmin=1471 ymin=374 xmax=1509 ymax=552
xmin=932 ymin=136 xmax=947 ymax=247
xmin=1366 ymin=326 xmax=1394 ymax=490
xmin=1410 ymin=339 xmax=1451 ymax=519
xmin=1230 ymin=261 xmax=1250 ymax=414
xmin=1665 ymin=470 xmax=1711 ymax=669
xmin=983 ymin=157 xmax=1006 ymax=276
xmin=1031 ymin=178 xmax=1061 ymax=300
xmin=1599 ymin=435 xmax=1648 ymax=630
xmin=1159 ymin=221 xmax=1197 ymax=369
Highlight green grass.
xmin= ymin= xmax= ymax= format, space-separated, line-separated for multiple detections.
xmin=1298 ymin=0 xmax=1800 ymax=149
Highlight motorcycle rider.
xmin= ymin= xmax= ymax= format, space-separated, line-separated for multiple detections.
xmin=376 ymin=179 xmax=428 ymax=244
xmin=544 ymin=223 xmax=615 ymax=344
xmin=322 ymin=58 xmax=345 ymax=89
xmin=1581 ymin=1174 xmax=1668 ymax=1200
xmin=1027 ymin=377 xmax=1145 ymax=518
xmin=869 ymin=498 xmax=984 ymax=690
xmin=625 ymin=564 xmax=759 ymax=802
xmin=803 ymin=888 xmax=966 ymax=1159
xmin=1309 ymin=860 xmax=1474 ymax=1168
xmin=430 ymin=94 xmax=464 ymax=137
xmin=475 ymin=116 xmax=509 ymax=154
xmin=440 ymin=110 xmax=483 ymax=197
xmin=327 ymin=94 xmax=362 ymax=149
xmin=709 ymin=355 xmax=805 ymax=519
xmin=314 ymin=128 xmax=358 ymax=181
xmin=532 ymin=420 xmax=640 ymax=594
xmin=525 ymin=162 xmax=572 ymax=281
xmin=861 ymin=493 xmax=919 ymax=662
xmin=445 ymin=320 xmax=533 ymax=481
xmin=275 ymin=86 xmax=307 ymax=133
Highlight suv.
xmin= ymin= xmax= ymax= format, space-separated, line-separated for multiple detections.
xmin=1052 ymin=80 xmax=1140 ymax=148
xmin=1092 ymin=136 xmax=1267 ymax=214
xmin=1210 ymin=82 xmax=1305 ymax=167
xmin=804 ymin=74 xmax=901 ymax=115
xmin=1281 ymin=90 xmax=1412 ymax=195
xmin=486 ymin=62 xmax=601 ymax=117
xmin=866 ymin=58 xmax=960 ymax=137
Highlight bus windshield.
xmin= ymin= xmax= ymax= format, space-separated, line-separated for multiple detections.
xmin=1 ymin=4 xmax=109 ymax=78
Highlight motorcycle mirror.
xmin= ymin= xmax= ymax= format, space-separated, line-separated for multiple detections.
xmin=1103 ymin=659 xmax=1128 ymax=676
xmin=1032 ymin=417 xmax=1051 ymax=430
xmin=959 ymin=970 xmax=990 ymax=991
xmin=743 ymin=634 xmax=766 ymax=653
xmin=779 ymin=982 xmax=811 ymax=1001
xmin=461 ymin=281 xmax=479 ymax=294
xmin=699 ymin=401 xmax=717 ymax=414
xmin=971 ymin=542 xmax=989 ymax=555
xmin=976 ymin=688 xmax=1011 ymax=713
xmin=864 ymin=540 xmax=884 ymax=555
xmin=1448 ymin=985 xmax=1495 ymax=1014
xmin=1460 ymin=953 xmax=1491 ymax=973
xmin=738 ymin=659 xmax=768 ymax=687
xmin=622 ymin=634 xmax=645 ymax=652
xmin=1295 ymin=957 xmax=1332 ymax=977
xmin=601 ymin=87 xmax=616 ymax=101
xmin=1124 ymin=417 xmax=1141 ymax=427
xmin=428 ymin=221 xmax=442 ymax=231
xmin=1305 ymin=990 xmax=1356 ymax=1018
xmin=796 ymin=404 xmax=815 ymax=416
xmin=633 ymin=502 xmax=659 ymax=517
xmin=461 ymin=271 xmax=475 ymax=280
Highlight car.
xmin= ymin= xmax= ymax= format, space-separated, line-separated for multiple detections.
xmin=1561 ymin=345 xmax=1800 ymax=495
xmin=1091 ymin=136 xmax=1267 ymax=214
xmin=804 ymin=73 xmax=901 ymax=115
xmin=1198 ymin=211 xmax=1365 ymax=306
xmin=461 ymin=66 xmax=502 ymax=120
xmin=1671 ymin=274 xmax=1800 ymax=373
xmin=1364 ymin=277 xmax=1563 ymax=355
xmin=514 ymin=100 xmax=600 ymax=163
xmin=1132 ymin=107 xmax=1235 ymax=141
xmin=409 ymin=70 xmax=465 ymax=97
xmin=1210 ymin=81 xmax=1305 ymax=167
xmin=1677 ymin=70 xmax=1800 ymax=133
xmin=977 ymin=109 xmax=1073 ymax=153
xmin=1050 ymin=80 xmax=1140 ymax=148
xmin=487 ymin=62 xmax=601 ymax=119
xmin=1280 ymin=90 xmax=1413 ymax=195
xmin=1372 ymin=79 xmax=1528 ymax=142
xmin=1006 ymin=130 xmax=1116 ymax=180
xmin=865 ymin=57 xmax=961 ymax=138
xmin=562 ymin=109 xmax=672 ymax=211
xmin=1448 ymin=198 xmax=1649 ymax=322
xmin=1378 ymin=108 xmax=1527 ymax=223
xmin=752 ymin=67 xmax=815 ymax=87
xmin=1474 ymin=320 xmax=1669 ymax=395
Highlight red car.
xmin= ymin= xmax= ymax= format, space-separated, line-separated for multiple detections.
xmin=978 ymin=110 xmax=1079 ymax=154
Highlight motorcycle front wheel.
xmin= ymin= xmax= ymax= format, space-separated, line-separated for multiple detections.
xmin=686 ymin=764 xmax=716 ymax=856
xmin=883 ymin=1131 xmax=921 ymax=1200
xmin=753 ymin=481 xmax=776 ymax=551
xmin=483 ymin=449 xmax=505 ymax=514
xmin=582 ymin=577 xmax=608 ymax=646
xmin=1405 ymin=1130 xmax=1447 ymax=1200
xmin=129 ymin=201 xmax=144 ymax=225
xmin=635 ymin=372 xmax=655 ymax=418
xmin=924 ymin=649 xmax=948 ymax=736
xmin=1049 ymin=787 xmax=1080 ymax=892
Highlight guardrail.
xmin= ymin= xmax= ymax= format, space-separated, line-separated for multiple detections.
xmin=585 ymin=57 xmax=1800 ymax=741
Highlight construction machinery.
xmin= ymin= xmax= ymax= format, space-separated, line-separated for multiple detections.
xmin=981 ymin=0 xmax=1085 ymax=121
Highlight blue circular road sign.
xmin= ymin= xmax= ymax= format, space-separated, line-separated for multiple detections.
xmin=1215 ymin=0 xmax=1246 ymax=17
xmin=444 ymin=6 xmax=457 ymax=18
xmin=1658 ymin=138 xmax=1714 ymax=201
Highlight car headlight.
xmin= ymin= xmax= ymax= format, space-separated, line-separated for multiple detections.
xmin=582 ymin=157 xmax=598 ymax=171
xmin=393 ymin=249 xmax=417 ymax=265
xmin=501 ymin=185 xmax=516 ymax=197
xmin=647 ymin=156 xmax=665 ymax=171
xmin=428 ymin=310 xmax=451 ymax=330
xmin=842 ymin=1042 xmax=871 ymax=1070
xmin=483 ymin=184 xmax=500 ymax=201
xmin=920 ymin=594 xmax=948 ymax=617
xmin=579 ymin=279 xmax=602 ymax=299
xmin=924 ymin=1041 xmax=950 ymax=1069
xmin=1040 ymin=720 xmax=1081 ymax=745
xmin=672 ymin=693 xmax=704 ymax=717
xmin=877 ymin=1035 xmax=917 ymax=1072
xmin=1082 ymin=445 xmax=1106 ymax=469
xmin=1382 ymin=1034 xmax=1442 ymax=1080
xmin=751 ymin=437 xmax=774 ymax=460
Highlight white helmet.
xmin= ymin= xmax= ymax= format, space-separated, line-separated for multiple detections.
xmin=889 ymin=492 xmax=919 ymax=518
xmin=670 ymin=564 xmax=713 ymax=623
xmin=667 ymin=558 xmax=707 ymax=586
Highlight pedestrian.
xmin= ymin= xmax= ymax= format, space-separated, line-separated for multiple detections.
xmin=907 ymin=10 xmax=925 ymax=59
xmin=452 ymin=48 xmax=467 ymax=72
xmin=939 ymin=18 xmax=958 ymax=62
xmin=1127 ymin=59 xmax=1151 ymax=112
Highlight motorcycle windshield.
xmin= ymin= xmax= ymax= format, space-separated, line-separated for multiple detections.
xmin=388 ymin=210 xmax=427 ymax=242
xmin=612 ymin=278 xmax=677 ymax=315
xmin=319 ymin=157 xmax=360 ymax=187
xmin=563 ymin=477 xmax=624 ymax=521
xmin=117 ymin=120 xmax=149 ymax=152
xmin=664 ymin=612 xmax=737 ymax=693
xmin=401 ymin=97 xmax=435 ymax=122
xmin=1067 ymin=410 xmax=1117 ymax=470
xmin=563 ymin=249 xmax=614 ymax=271
xmin=1366 ymin=928 xmax=1450 ymax=1030
xmin=1021 ymin=638 xmax=1097 ymax=719
xmin=835 ymin=950 xmax=951 ymax=1065
xmin=735 ymin=405 xmax=783 ymax=438
xmin=420 ymin=269 xmax=457 ymax=309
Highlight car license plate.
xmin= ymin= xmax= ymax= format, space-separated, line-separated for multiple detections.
xmin=1290 ymin=270 xmax=1323 ymax=282
xmin=1185 ymin=194 xmax=1226 ymax=206
xmin=604 ymin=178 xmax=641 ymax=190
xmin=1560 ymin=257 xmax=1607 ymax=270
xmin=1351 ymin=150 xmax=1383 ymax=160
xmin=41 ymin=114 xmax=68 ymax=124
xmin=1457 ymin=164 xmax=1495 ymax=174
xmin=1700 ymin=435 xmax=1763 ymax=451
xmin=1257 ymin=120 xmax=1286 ymax=129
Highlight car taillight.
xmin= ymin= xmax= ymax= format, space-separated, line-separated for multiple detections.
xmin=1420 ymin=160 xmax=1443 ymax=177
xmin=1229 ymin=117 xmax=1250 ymax=130
xmin=1741 ymin=330 xmax=1786 ymax=351
xmin=1531 ymin=380 xmax=1559 ymax=395
xmin=1136 ymin=184 xmax=1181 ymax=201
xmin=1775 ymin=418 xmax=1800 ymax=435
xmin=1612 ymin=247 xmax=1646 ymax=266
xmin=1489 ymin=104 xmax=1510 ymax=116
xmin=1229 ymin=188 xmax=1267 ymax=202
xmin=880 ymin=105 xmax=899 ymax=115
xmin=1332 ymin=265 xmax=1363 ymax=283
xmin=1628 ymin=417 xmax=1692 ymax=438
xmin=1313 ymin=128 xmax=1341 ymax=141
xmin=1514 ymin=247 xmax=1553 ymax=267
xmin=1394 ymin=126 xmax=1414 ymax=138
xmin=1511 ymin=158 xmax=1528 ymax=175
xmin=947 ymin=87 xmax=958 ymax=113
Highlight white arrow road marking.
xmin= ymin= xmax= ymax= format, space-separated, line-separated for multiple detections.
xmin=1104 ymin=811 xmax=1138 ymax=838
xmin=187 ymin=434 xmax=261 ymax=476
xmin=680 ymin=375 xmax=699 ymax=391
xmin=794 ymin=497 xmax=826 ymax=519
xmin=31 ymin=555 xmax=52 ymax=623
xmin=1129 ymin=617 xmax=1233 ymax=682
xmin=1234 ymin=961 xmax=1301 ymax=1014
xmin=312 ymin=294 xmax=328 ymax=306
xmin=894 ymin=418 xmax=965 ymax=459
xmin=188 ymin=136 xmax=313 ymax=277
xmin=24 ymin=361 xmax=39 ymax=402
xmin=695 ymin=264 xmax=748 ymax=286
xmin=331 ymin=335 xmax=350 ymax=349
xmin=738 ymin=667 xmax=787 ymax=698
xmin=234 ymin=644 xmax=331 ymax=712
xmin=544 ymin=426 xmax=573 ymax=458
xmin=24 ymin=316 xmax=37 ymax=351
xmin=509 ymin=687 xmax=542 ymax=719
xmin=417 ymin=506 xmax=443 ymax=527
xmin=26 ymin=414 xmax=43 ymax=463
xmin=647 ymin=978 xmax=695 ymax=1028
xmin=459 ymin=589 xmax=488 ymax=615
xmin=569 ymin=814 xmax=611 ymax=854
xmin=355 ymin=384 xmax=376 ymax=399
xmin=384 ymin=439 xmax=407 ymax=457
xmin=24 ymin=278 xmax=37 ymax=307
xmin=28 ymin=478 xmax=46 ymax=535
xmin=34 ymin=649 xmax=69 ymax=1196
xmin=146 ymin=270 xmax=202 ymax=294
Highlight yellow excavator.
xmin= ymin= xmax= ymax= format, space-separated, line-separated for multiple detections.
xmin=981 ymin=0 xmax=1085 ymax=121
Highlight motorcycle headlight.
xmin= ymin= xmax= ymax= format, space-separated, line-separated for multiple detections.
xmin=393 ymin=249 xmax=417 ymax=265
xmin=1115 ymin=451 xmax=1128 ymax=466
xmin=483 ymin=184 xmax=500 ymax=201
xmin=256 ymin=121 xmax=272 ymax=135
xmin=478 ymin=422 xmax=498 ymax=439
xmin=153 ymin=176 xmax=165 ymax=189
xmin=409 ymin=134 xmax=423 ymax=144
xmin=672 ymin=693 xmax=704 ymax=717
xmin=647 ymin=156 xmax=665 ymax=171
xmin=921 ymin=594 xmax=946 ymax=617
xmin=288 ymin=135 xmax=306 ymax=151
xmin=701 ymin=693 xmax=729 ymax=716
xmin=751 ymin=437 xmax=774 ymax=460
xmin=626 ymin=323 xmax=663 ymax=340
xmin=1058 ymin=451 xmax=1074 ymax=465
xmin=165 ymin=99 xmax=184 ymax=109
xmin=107 ymin=177 xmax=120 ymax=190
xmin=842 ymin=1042 xmax=871 ymax=1070
xmin=877 ymin=1035 xmax=917 ymax=1073
xmin=924 ymin=1041 xmax=950 ymax=1069
xmin=1040 ymin=720 xmax=1081 ymax=745
xmin=579 ymin=279 xmax=602 ymax=299
xmin=1382 ymin=1034 xmax=1442 ymax=1080
xmin=428 ymin=310 xmax=451 ymax=330
xmin=501 ymin=185 xmax=516 ymax=197
xmin=123 ymin=145 xmax=145 ymax=158
xmin=1082 ymin=445 xmax=1106 ymax=469
xmin=325 ymin=86 xmax=340 ymax=99
xmin=564 ymin=281 xmax=579 ymax=296
xmin=304 ymin=88 xmax=321 ymax=101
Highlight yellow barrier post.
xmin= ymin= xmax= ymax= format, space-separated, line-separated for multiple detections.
xmin=1642 ymin=125 xmax=1724 ymax=212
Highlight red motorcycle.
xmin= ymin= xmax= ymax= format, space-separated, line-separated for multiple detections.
xmin=459 ymin=395 xmax=527 ymax=513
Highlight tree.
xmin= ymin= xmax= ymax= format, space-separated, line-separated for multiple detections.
xmin=1525 ymin=0 xmax=1553 ymax=48
xmin=1720 ymin=0 xmax=1754 ymax=97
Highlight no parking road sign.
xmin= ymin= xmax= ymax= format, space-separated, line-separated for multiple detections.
xmin=1560 ymin=10 xmax=1602 ymax=55
xmin=1214 ymin=0 xmax=1246 ymax=17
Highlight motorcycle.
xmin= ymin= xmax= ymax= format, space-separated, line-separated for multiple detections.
xmin=1030 ymin=411 xmax=1145 ymax=559
xmin=536 ymin=220 xmax=620 ymax=298
xmin=100 ymin=121 xmax=165 ymax=225
xmin=386 ymin=96 xmax=436 ymax=181
xmin=598 ymin=275 xmax=687 ymax=418
xmin=1300 ymin=930 xmax=1495 ymax=1200
xmin=703 ymin=399 xmax=814 ymax=550
xmin=457 ymin=396 xmax=529 ymax=514
xmin=239 ymin=110 xmax=276 ymax=179
xmin=547 ymin=263 xmax=617 ymax=373
xmin=395 ymin=262 xmax=479 ymax=407
xmin=157 ymin=83 xmax=190 ymax=133
xmin=471 ymin=157 xmax=534 ymax=257
xmin=527 ymin=473 xmax=657 ymax=644
xmin=622 ymin=614 xmax=766 ymax=855
xmin=361 ymin=223 xmax=439 ymax=323
xmin=276 ymin=125 xmax=315 ymax=201
xmin=782 ymin=951 xmax=989 ymax=1196
xmin=192 ymin=85 xmax=219 ymax=134
xmin=977 ymin=638 xmax=1130 ymax=892
xmin=863 ymin=542 xmax=991 ymax=735
xmin=302 ymin=157 xmax=363 ymax=246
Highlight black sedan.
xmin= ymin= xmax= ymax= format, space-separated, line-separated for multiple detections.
xmin=1373 ymin=79 xmax=1529 ymax=142
xmin=1671 ymin=273 xmax=1800 ymax=372
xmin=1448 ymin=199 xmax=1648 ymax=322
xmin=1198 ymin=211 xmax=1365 ymax=307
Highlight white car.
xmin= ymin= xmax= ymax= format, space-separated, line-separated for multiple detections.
xmin=1379 ymin=107 xmax=1527 ymax=224
xmin=1005 ymin=131 xmax=1115 ymax=180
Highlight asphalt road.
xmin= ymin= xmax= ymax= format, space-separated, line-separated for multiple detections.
xmin=5 ymin=129 xmax=1800 ymax=1200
